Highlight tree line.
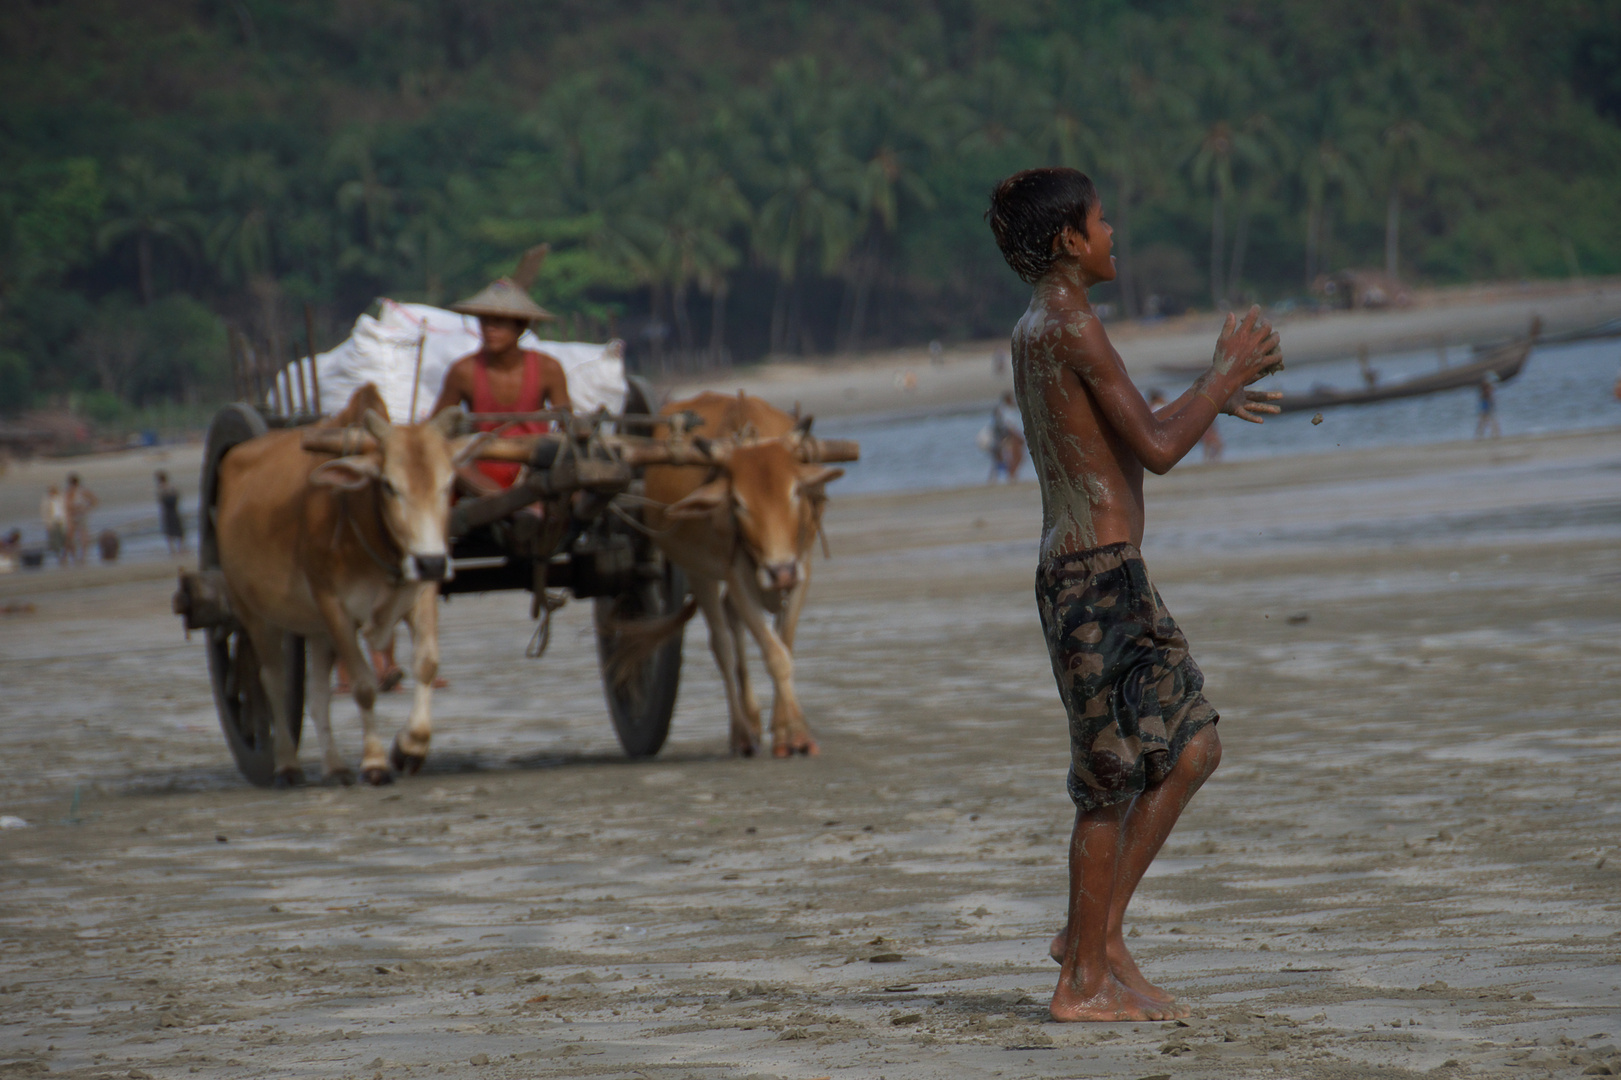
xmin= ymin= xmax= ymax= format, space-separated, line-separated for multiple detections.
xmin=2 ymin=0 xmax=1617 ymax=415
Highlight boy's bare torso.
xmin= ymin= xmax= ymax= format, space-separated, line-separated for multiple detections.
xmin=1013 ymin=282 xmax=1145 ymax=559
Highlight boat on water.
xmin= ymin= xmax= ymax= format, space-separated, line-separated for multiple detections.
xmin=1275 ymin=318 xmax=1540 ymax=414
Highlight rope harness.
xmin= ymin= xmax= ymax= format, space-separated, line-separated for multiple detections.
xmin=334 ymin=486 xmax=404 ymax=585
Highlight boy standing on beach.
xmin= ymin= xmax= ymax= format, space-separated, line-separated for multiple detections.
xmin=986 ymin=168 xmax=1284 ymax=1021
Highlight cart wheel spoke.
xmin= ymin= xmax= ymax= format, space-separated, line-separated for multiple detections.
xmin=596 ymin=559 xmax=685 ymax=759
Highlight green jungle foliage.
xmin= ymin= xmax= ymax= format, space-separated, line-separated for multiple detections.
xmin=2 ymin=0 xmax=1619 ymax=410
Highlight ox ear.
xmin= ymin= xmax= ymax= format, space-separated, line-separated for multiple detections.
xmin=362 ymin=409 xmax=391 ymax=441
xmin=448 ymin=432 xmax=491 ymax=467
xmin=428 ymin=407 xmax=464 ymax=439
xmin=665 ymin=478 xmax=731 ymax=519
xmin=798 ymin=465 xmax=844 ymax=495
xmin=310 ymin=455 xmax=381 ymax=491
xmin=793 ymin=413 xmax=814 ymax=438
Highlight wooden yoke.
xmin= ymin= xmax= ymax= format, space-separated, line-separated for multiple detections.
xmin=300 ymin=426 xmax=860 ymax=468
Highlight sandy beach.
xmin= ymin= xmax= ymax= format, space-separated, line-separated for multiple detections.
xmin=3 ymin=422 xmax=1619 ymax=1079
xmin=669 ymin=278 xmax=1621 ymax=420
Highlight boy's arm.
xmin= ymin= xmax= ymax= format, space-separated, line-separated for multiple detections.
xmin=1156 ymin=383 xmax=1282 ymax=424
xmin=1067 ymin=305 xmax=1280 ymax=475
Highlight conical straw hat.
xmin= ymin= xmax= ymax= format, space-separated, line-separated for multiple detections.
xmin=449 ymin=245 xmax=555 ymax=322
xmin=448 ymin=279 xmax=555 ymax=322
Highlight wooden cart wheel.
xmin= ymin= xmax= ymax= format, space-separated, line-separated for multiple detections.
xmin=595 ymin=558 xmax=686 ymax=759
xmin=199 ymin=404 xmax=305 ymax=786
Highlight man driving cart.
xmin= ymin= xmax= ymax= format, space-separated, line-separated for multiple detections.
xmin=434 ymin=268 xmax=572 ymax=495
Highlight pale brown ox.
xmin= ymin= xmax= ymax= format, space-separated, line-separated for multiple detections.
xmin=642 ymin=392 xmax=844 ymax=757
xmin=214 ymin=385 xmax=482 ymax=786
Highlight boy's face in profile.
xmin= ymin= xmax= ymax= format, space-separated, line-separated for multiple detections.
xmin=1052 ymin=201 xmax=1117 ymax=287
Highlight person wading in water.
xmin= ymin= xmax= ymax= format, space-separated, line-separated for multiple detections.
xmin=987 ymin=167 xmax=1284 ymax=1022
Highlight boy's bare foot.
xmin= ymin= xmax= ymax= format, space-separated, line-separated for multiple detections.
xmin=1048 ymin=927 xmax=1179 ymax=1006
xmin=1050 ymin=973 xmax=1182 ymax=1022
xmin=1107 ymin=941 xmax=1181 ymax=1008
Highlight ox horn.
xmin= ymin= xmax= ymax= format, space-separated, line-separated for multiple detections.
xmin=362 ymin=409 xmax=391 ymax=441
xmin=795 ymin=436 xmax=860 ymax=464
xmin=301 ymin=426 xmax=378 ymax=456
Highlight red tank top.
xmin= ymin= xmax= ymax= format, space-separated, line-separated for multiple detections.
xmin=469 ymin=350 xmax=554 ymax=489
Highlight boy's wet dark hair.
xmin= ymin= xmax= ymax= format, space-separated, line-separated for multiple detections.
xmin=986 ymin=167 xmax=1099 ymax=283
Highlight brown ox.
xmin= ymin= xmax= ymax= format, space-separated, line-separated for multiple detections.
xmin=642 ymin=392 xmax=844 ymax=757
xmin=214 ymin=385 xmax=481 ymax=786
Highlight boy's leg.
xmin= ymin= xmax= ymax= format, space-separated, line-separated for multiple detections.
xmin=1102 ymin=726 xmax=1220 ymax=1004
xmin=1052 ymin=798 xmax=1180 ymax=1021
xmin=1051 ymin=725 xmax=1221 ymax=1007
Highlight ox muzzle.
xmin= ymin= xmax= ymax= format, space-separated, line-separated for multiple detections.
xmin=759 ymin=560 xmax=799 ymax=593
xmin=412 ymin=554 xmax=449 ymax=583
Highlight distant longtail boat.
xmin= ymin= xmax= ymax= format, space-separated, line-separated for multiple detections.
xmin=1275 ymin=318 xmax=1540 ymax=414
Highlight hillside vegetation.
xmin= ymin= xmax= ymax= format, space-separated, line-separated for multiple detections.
xmin=3 ymin=0 xmax=1618 ymax=413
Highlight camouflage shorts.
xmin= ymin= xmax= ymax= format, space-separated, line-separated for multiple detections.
xmin=1036 ymin=542 xmax=1218 ymax=813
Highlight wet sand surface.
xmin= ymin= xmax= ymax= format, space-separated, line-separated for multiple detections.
xmin=3 ymin=428 xmax=1620 ymax=1079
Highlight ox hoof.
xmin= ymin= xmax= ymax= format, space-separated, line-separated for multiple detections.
xmin=322 ymin=767 xmax=356 ymax=787
xmin=731 ymin=740 xmax=759 ymax=758
xmin=272 ymin=767 xmax=306 ymax=789
xmin=773 ymin=739 xmax=819 ymax=758
xmin=360 ymin=766 xmax=394 ymax=787
xmin=389 ymin=740 xmax=426 ymax=776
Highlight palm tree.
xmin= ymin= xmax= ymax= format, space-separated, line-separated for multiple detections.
xmin=1380 ymin=117 xmax=1428 ymax=280
xmin=834 ymin=66 xmax=951 ymax=352
xmin=1190 ymin=120 xmax=1236 ymax=307
xmin=610 ymin=149 xmax=749 ymax=368
xmin=96 ymin=157 xmax=198 ymax=305
xmin=207 ymin=152 xmax=284 ymax=286
xmin=1358 ymin=52 xmax=1447 ymax=282
xmin=328 ymin=127 xmax=398 ymax=282
xmin=1053 ymin=49 xmax=1192 ymax=318
xmin=742 ymin=58 xmax=865 ymax=356
xmin=1291 ymin=84 xmax=1365 ymax=288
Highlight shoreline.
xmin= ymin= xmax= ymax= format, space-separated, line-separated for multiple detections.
xmin=5 ymin=423 xmax=1616 ymax=598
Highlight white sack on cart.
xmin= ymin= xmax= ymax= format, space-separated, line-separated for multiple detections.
xmin=283 ymin=299 xmax=625 ymax=421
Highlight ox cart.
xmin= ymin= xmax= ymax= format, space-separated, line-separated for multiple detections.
xmin=173 ymin=377 xmax=858 ymax=786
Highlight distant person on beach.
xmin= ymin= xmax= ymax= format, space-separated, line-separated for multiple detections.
xmin=155 ymin=471 xmax=186 ymax=555
xmin=0 ymin=529 xmax=20 ymax=573
xmin=988 ymin=167 xmax=1282 ymax=1022
xmin=41 ymin=485 xmax=68 ymax=566
xmin=64 ymin=474 xmax=97 ymax=564
xmin=1476 ymin=374 xmax=1501 ymax=439
xmin=984 ymin=391 xmax=1026 ymax=482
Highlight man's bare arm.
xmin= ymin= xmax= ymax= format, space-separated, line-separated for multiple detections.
xmin=429 ymin=361 xmax=472 ymax=418
xmin=1067 ymin=305 xmax=1280 ymax=474
xmin=540 ymin=356 xmax=571 ymax=411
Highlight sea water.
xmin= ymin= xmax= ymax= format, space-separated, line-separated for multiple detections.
xmin=821 ymin=336 xmax=1621 ymax=495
